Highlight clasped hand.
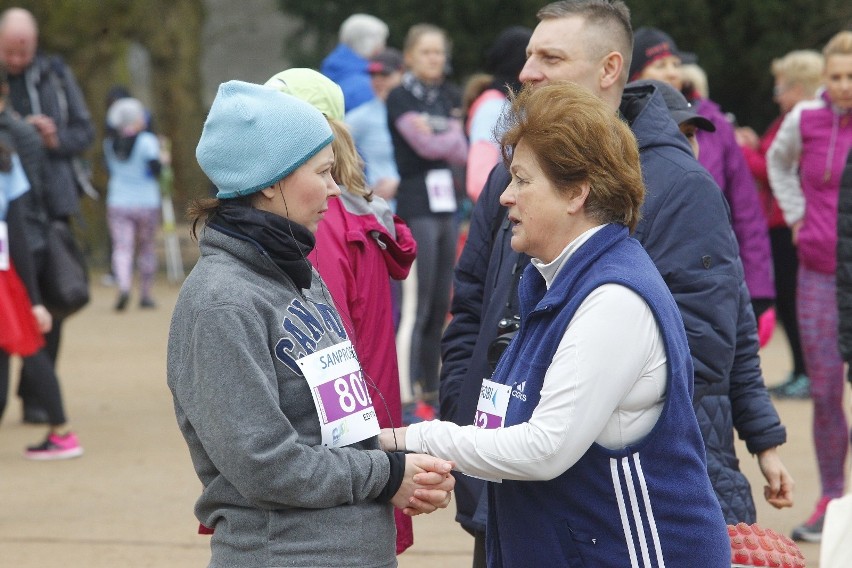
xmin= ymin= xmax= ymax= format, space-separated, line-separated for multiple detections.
xmin=391 ymin=452 xmax=455 ymax=517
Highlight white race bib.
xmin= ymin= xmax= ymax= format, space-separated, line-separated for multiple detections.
xmin=474 ymin=379 xmax=512 ymax=429
xmin=0 ymin=221 xmax=9 ymax=271
xmin=469 ymin=378 xmax=512 ymax=483
xmin=297 ymin=341 xmax=380 ymax=447
xmin=425 ymin=168 xmax=457 ymax=213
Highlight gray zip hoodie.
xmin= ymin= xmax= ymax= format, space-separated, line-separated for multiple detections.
xmin=167 ymin=226 xmax=396 ymax=568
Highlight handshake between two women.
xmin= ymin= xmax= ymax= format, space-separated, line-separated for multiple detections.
xmin=390 ymin=439 xmax=456 ymax=517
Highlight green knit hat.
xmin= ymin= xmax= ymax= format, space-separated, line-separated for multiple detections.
xmin=264 ymin=68 xmax=345 ymax=121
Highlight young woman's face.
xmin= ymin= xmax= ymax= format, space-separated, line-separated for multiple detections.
xmin=824 ymin=53 xmax=852 ymax=110
xmin=638 ymin=55 xmax=683 ymax=91
xmin=259 ymin=144 xmax=340 ymax=234
xmin=405 ymin=32 xmax=447 ymax=83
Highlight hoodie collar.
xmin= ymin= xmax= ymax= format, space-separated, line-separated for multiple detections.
xmin=620 ymin=81 xmax=695 ymax=158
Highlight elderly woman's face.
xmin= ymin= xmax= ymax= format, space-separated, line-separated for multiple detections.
xmin=500 ymin=140 xmax=582 ymax=263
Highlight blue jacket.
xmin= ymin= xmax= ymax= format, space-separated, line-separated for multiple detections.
xmin=439 ymin=82 xmax=785 ymax=529
xmin=486 ymin=224 xmax=728 ymax=568
xmin=320 ymin=44 xmax=374 ymax=113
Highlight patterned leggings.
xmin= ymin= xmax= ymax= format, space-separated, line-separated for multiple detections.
xmin=797 ymin=266 xmax=849 ymax=498
xmin=107 ymin=206 xmax=160 ymax=300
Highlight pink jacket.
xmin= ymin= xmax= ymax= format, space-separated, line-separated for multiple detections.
xmin=309 ymin=192 xmax=416 ymax=429
xmin=309 ymin=192 xmax=417 ymax=554
xmin=740 ymin=115 xmax=786 ymax=228
xmin=768 ymin=90 xmax=852 ymax=274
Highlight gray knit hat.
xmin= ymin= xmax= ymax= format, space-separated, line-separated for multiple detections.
xmin=196 ymin=80 xmax=333 ymax=199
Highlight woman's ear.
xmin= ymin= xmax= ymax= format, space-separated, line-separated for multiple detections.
xmin=566 ymin=182 xmax=591 ymax=215
xmin=259 ymin=186 xmax=277 ymax=200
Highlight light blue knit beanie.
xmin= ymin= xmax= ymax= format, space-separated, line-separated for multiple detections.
xmin=196 ymin=80 xmax=334 ymax=199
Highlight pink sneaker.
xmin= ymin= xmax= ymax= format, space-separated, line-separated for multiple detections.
xmin=24 ymin=431 xmax=84 ymax=460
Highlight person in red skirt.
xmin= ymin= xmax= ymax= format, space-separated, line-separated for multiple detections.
xmin=0 ymin=142 xmax=82 ymax=459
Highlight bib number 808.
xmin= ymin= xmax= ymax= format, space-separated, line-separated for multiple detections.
xmin=334 ymin=372 xmax=370 ymax=413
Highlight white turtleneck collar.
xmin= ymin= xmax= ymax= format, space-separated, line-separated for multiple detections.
xmin=531 ymin=224 xmax=607 ymax=289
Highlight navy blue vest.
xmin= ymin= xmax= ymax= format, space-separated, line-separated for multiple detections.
xmin=485 ymin=224 xmax=729 ymax=567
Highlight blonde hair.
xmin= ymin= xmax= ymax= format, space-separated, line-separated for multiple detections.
xmin=500 ymin=81 xmax=644 ymax=231
xmin=824 ymin=30 xmax=852 ymax=59
xmin=328 ymin=118 xmax=371 ymax=201
xmin=680 ymin=63 xmax=709 ymax=99
xmin=403 ymin=23 xmax=450 ymax=54
xmin=771 ymin=50 xmax=824 ymax=96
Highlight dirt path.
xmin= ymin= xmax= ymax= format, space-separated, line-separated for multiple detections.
xmin=0 ymin=271 xmax=834 ymax=566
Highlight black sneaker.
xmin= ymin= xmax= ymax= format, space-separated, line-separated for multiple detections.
xmin=139 ymin=297 xmax=156 ymax=309
xmin=115 ymin=292 xmax=130 ymax=312
xmin=768 ymin=373 xmax=810 ymax=399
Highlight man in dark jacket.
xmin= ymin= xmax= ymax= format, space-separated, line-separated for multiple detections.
xmin=439 ymin=2 xmax=791 ymax=562
xmin=0 ymin=7 xmax=94 ymax=422
xmin=0 ymin=67 xmax=49 ymax=263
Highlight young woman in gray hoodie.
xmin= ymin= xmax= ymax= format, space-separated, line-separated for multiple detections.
xmin=168 ymin=80 xmax=454 ymax=568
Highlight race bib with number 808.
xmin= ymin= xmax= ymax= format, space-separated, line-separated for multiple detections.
xmin=297 ymin=341 xmax=380 ymax=447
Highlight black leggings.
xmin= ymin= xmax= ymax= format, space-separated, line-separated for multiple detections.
xmin=18 ymin=316 xmax=63 ymax=402
xmin=0 ymin=348 xmax=67 ymax=425
xmin=769 ymin=226 xmax=806 ymax=375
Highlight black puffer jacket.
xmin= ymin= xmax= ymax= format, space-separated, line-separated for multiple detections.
xmin=836 ymin=149 xmax=852 ymax=376
xmin=624 ymin=82 xmax=785 ymax=524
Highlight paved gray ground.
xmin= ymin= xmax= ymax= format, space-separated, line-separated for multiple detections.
xmin=0 ymin=273 xmax=836 ymax=566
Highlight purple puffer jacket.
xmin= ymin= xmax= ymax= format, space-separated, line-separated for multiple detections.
xmin=768 ymin=91 xmax=852 ymax=274
xmin=695 ymin=98 xmax=775 ymax=301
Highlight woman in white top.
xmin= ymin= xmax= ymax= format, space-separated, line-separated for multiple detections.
xmin=380 ymin=81 xmax=729 ymax=567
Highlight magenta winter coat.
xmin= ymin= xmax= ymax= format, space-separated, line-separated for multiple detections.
xmin=309 ymin=192 xmax=416 ymax=430
xmin=768 ymin=90 xmax=852 ymax=275
xmin=695 ymin=97 xmax=775 ymax=301
xmin=308 ymin=191 xmax=417 ymax=555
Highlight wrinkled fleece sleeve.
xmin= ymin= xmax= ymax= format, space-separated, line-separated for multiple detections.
xmin=171 ymin=304 xmax=389 ymax=509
